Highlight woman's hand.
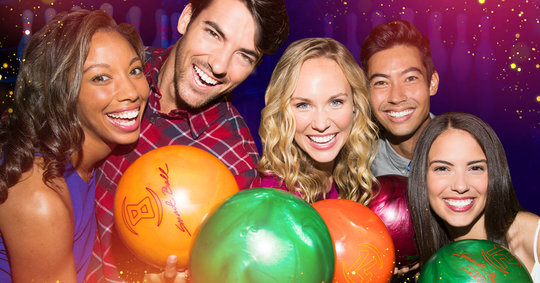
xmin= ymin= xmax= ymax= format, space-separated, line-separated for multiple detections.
xmin=393 ymin=262 xmax=420 ymax=282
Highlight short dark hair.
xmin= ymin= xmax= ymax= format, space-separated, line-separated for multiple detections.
xmin=407 ymin=112 xmax=522 ymax=266
xmin=189 ymin=0 xmax=289 ymax=55
xmin=360 ymin=20 xmax=435 ymax=82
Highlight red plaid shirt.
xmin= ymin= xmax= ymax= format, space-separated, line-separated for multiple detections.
xmin=85 ymin=46 xmax=259 ymax=282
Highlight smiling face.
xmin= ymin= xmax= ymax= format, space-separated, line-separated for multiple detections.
xmin=367 ymin=44 xmax=438 ymax=141
xmin=427 ymin=128 xmax=489 ymax=238
xmin=77 ymin=30 xmax=149 ymax=152
xmin=291 ymin=57 xmax=355 ymax=172
xmin=171 ymin=0 xmax=259 ymax=109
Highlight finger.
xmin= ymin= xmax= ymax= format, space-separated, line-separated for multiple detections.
xmin=162 ymin=255 xmax=178 ymax=281
xmin=410 ymin=262 xmax=420 ymax=271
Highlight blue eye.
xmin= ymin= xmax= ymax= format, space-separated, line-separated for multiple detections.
xmin=295 ymin=102 xmax=309 ymax=109
xmin=330 ymin=99 xmax=344 ymax=106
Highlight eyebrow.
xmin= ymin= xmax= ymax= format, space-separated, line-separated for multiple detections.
xmin=291 ymin=93 xmax=348 ymax=102
xmin=204 ymin=20 xmax=260 ymax=61
xmin=428 ymin=159 xmax=487 ymax=166
xmin=83 ymin=56 xmax=141 ymax=73
xmin=368 ymin=66 xmax=424 ymax=81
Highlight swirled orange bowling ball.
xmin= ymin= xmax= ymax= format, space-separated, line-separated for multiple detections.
xmin=113 ymin=145 xmax=239 ymax=268
xmin=313 ymin=199 xmax=395 ymax=283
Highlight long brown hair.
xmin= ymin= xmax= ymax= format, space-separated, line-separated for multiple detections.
xmin=407 ymin=112 xmax=522 ymax=266
xmin=0 ymin=9 xmax=144 ymax=203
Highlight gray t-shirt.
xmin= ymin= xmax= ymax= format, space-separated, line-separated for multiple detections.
xmin=371 ymin=113 xmax=435 ymax=177
xmin=371 ymin=138 xmax=410 ymax=177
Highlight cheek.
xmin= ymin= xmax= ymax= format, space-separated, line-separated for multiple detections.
xmin=135 ymin=79 xmax=150 ymax=100
xmin=369 ymin=91 xmax=385 ymax=108
xmin=229 ymin=64 xmax=254 ymax=84
xmin=293 ymin=113 xmax=311 ymax=133
xmin=426 ymin=173 xmax=445 ymax=196
xmin=339 ymin=110 xmax=354 ymax=129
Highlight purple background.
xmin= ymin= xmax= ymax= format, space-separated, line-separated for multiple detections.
xmin=0 ymin=0 xmax=538 ymax=214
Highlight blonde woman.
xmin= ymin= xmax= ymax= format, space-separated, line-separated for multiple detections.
xmin=252 ymin=37 xmax=378 ymax=204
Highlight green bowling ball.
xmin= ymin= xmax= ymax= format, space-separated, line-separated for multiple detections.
xmin=189 ymin=187 xmax=335 ymax=283
xmin=419 ymin=239 xmax=533 ymax=283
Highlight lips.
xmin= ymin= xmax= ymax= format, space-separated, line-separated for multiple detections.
xmin=307 ymin=133 xmax=338 ymax=150
xmin=308 ymin=134 xmax=336 ymax=144
xmin=444 ymin=197 xmax=475 ymax=212
xmin=106 ymin=109 xmax=140 ymax=131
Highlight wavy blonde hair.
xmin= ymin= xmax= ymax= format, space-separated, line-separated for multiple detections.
xmin=258 ymin=37 xmax=378 ymax=204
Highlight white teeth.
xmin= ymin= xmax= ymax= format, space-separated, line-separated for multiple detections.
xmin=114 ymin=119 xmax=136 ymax=127
xmin=309 ymin=134 xmax=336 ymax=144
xmin=387 ymin=109 xmax=413 ymax=118
xmin=107 ymin=110 xmax=139 ymax=119
xmin=445 ymin=198 xmax=473 ymax=208
xmin=194 ymin=65 xmax=217 ymax=86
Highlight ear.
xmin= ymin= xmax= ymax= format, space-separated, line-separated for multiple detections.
xmin=429 ymin=70 xmax=439 ymax=97
xmin=177 ymin=3 xmax=193 ymax=35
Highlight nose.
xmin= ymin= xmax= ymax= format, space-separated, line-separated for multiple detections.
xmin=451 ymin=172 xmax=470 ymax=194
xmin=311 ymin=110 xmax=331 ymax=132
xmin=117 ymin=76 xmax=141 ymax=102
xmin=208 ymin=49 xmax=232 ymax=78
xmin=387 ymin=84 xmax=407 ymax=104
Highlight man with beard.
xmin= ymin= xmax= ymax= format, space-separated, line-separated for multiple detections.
xmin=86 ymin=0 xmax=289 ymax=281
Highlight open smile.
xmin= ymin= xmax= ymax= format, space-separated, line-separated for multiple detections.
xmin=193 ymin=65 xmax=218 ymax=87
xmin=444 ymin=197 xmax=475 ymax=212
xmin=308 ymin=133 xmax=337 ymax=144
xmin=386 ymin=109 xmax=413 ymax=118
xmin=106 ymin=109 xmax=140 ymax=130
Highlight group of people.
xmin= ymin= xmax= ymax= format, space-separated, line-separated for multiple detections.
xmin=0 ymin=0 xmax=538 ymax=282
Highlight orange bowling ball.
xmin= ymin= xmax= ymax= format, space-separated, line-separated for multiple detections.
xmin=313 ymin=199 xmax=395 ymax=283
xmin=114 ymin=145 xmax=239 ymax=268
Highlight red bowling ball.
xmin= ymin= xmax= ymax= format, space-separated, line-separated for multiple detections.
xmin=368 ymin=175 xmax=419 ymax=268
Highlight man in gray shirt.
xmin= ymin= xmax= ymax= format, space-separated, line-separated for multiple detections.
xmin=360 ymin=20 xmax=440 ymax=177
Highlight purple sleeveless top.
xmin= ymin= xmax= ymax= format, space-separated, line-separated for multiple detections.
xmin=0 ymin=162 xmax=96 ymax=282
xmin=250 ymin=173 xmax=339 ymax=200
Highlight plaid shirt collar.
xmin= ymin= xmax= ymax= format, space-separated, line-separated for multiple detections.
xmin=144 ymin=46 xmax=232 ymax=140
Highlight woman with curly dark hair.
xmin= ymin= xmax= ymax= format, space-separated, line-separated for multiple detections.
xmin=0 ymin=9 xmax=148 ymax=282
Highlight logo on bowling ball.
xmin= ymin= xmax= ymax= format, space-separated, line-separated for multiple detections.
xmin=343 ymin=243 xmax=385 ymax=282
xmin=453 ymin=244 xmax=523 ymax=281
xmin=121 ymin=187 xmax=163 ymax=235
xmin=120 ymin=164 xmax=191 ymax=236
xmin=482 ymin=244 xmax=523 ymax=274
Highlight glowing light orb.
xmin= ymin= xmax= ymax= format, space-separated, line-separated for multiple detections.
xmin=511 ymin=63 xmax=517 ymax=69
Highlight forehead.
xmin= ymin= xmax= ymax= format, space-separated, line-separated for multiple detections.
xmin=429 ymin=129 xmax=484 ymax=158
xmin=292 ymin=57 xmax=351 ymax=98
xmin=193 ymin=0 xmax=257 ymax=32
xmin=85 ymin=31 xmax=135 ymax=63
xmin=367 ymin=44 xmax=425 ymax=75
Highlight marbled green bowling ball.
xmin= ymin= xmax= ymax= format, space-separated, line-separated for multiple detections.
xmin=189 ymin=187 xmax=335 ymax=283
xmin=419 ymin=239 xmax=532 ymax=282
